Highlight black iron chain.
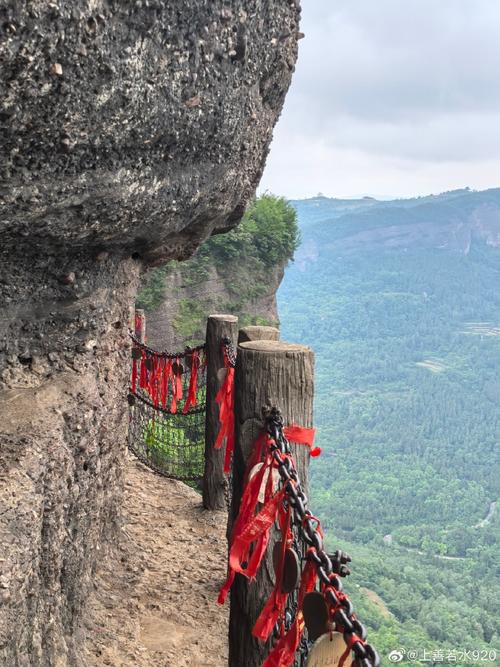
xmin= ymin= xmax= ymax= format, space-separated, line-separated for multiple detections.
xmin=220 ymin=336 xmax=236 ymax=511
xmin=221 ymin=336 xmax=237 ymax=368
xmin=263 ymin=407 xmax=380 ymax=667
xmin=129 ymin=332 xmax=205 ymax=358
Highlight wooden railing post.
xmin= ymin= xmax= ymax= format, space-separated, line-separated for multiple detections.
xmin=228 ymin=340 xmax=314 ymax=667
xmin=203 ymin=314 xmax=238 ymax=510
xmin=237 ymin=325 xmax=280 ymax=344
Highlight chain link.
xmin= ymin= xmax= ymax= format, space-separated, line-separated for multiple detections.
xmin=264 ymin=407 xmax=380 ymax=667
xmin=221 ymin=336 xmax=237 ymax=367
xmin=129 ymin=331 xmax=205 ymax=358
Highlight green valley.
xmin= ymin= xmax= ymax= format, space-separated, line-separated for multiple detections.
xmin=278 ymin=188 xmax=500 ymax=665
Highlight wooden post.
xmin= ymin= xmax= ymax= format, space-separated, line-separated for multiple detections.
xmin=228 ymin=340 xmax=314 ymax=667
xmin=203 ymin=314 xmax=238 ymax=510
xmin=238 ymin=325 xmax=280 ymax=344
xmin=135 ymin=308 xmax=146 ymax=343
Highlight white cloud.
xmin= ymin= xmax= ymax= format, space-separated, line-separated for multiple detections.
xmin=260 ymin=0 xmax=500 ymax=198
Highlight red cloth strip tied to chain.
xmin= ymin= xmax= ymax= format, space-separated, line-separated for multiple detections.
xmin=218 ymin=425 xmax=317 ymax=609
xmin=252 ymin=501 xmax=292 ymax=641
xmin=261 ymin=554 xmax=318 ymax=667
xmin=283 ymin=425 xmax=320 ymax=457
xmin=321 ymin=581 xmax=367 ymax=667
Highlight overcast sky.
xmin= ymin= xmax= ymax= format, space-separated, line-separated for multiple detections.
xmin=259 ymin=0 xmax=500 ymax=199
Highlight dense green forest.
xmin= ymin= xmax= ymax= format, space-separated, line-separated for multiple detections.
xmin=279 ymin=189 xmax=500 ymax=664
xmin=137 ymin=188 xmax=499 ymax=663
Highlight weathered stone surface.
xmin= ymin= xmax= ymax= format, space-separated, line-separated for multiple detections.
xmin=0 ymin=1 xmax=300 ymax=664
xmin=1 ymin=0 xmax=300 ymax=261
xmin=144 ymin=261 xmax=284 ymax=350
xmin=0 ymin=253 xmax=140 ymax=666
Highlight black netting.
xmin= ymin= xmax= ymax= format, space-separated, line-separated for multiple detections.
xmin=127 ymin=339 xmax=206 ymax=482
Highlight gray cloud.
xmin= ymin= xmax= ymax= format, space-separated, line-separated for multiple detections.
xmin=260 ymin=0 xmax=500 ymax=198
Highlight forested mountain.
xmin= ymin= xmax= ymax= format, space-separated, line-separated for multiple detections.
xmin=278 ymin=188 xmax=500 ymax=664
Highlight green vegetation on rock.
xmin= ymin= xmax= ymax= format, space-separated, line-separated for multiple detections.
xmin=136 ymin=263 xmax=175 ymax=312
xmin=137 ymin=194 xmax=300 ymax=345
xmin=144 ymin=416 xmax=204 ymax=481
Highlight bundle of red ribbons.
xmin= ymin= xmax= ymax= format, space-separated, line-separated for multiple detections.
xmin=130 ymin=346 xmax=203 ymax=415
xmin=218 ymin=426 xmax=323 ymax=667
xmin=213 ymin=350 xmax=235 ymax=473
xmin=213 ymin=355 xmax=321 ymax=475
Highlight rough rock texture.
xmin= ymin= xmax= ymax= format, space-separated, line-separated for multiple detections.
xmin=0 ymin=254 xmax=140 ymax=666
xmin=1 ymin=0 xmax=300 ymax=261
xmin=0 ymin=1 xmax=300 ymax=664
xmin=144 ymin=261 xmax=284 ymax=350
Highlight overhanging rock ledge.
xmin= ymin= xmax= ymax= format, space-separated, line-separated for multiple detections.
xmin=0 ymin=1 xmax=300 ymax=663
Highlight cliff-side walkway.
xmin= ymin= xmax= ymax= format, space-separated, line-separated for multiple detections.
xmin=84 ymin=457 xmax=228 ymax=666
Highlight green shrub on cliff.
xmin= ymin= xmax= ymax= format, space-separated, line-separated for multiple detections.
xmin=136 ymin=194 xmax=299 ymax=312
xmin=201 ymin=193 xmax=300 ymax=267
xmin=144 ymin=416 xmax=204 ymax=479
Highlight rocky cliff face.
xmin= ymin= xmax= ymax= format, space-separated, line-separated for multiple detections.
xmin=0 ymin=2 xmax=300 ymax=664
xmin=293 ymin=189 xmax=500 ymax=264
xmin=143 ymin=260 xmax=283 ymax=351
xmin=321 ymin=213 xmax=500 ymax=255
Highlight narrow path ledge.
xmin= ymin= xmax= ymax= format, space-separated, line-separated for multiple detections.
xmin=83 ymin=456 xmax=229 ymax=667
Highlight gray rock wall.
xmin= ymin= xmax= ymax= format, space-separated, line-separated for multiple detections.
xmin=144 ymin=262 xmax=284 ymax=351
xmin=0 ymin=1 xmax=300 ymax=664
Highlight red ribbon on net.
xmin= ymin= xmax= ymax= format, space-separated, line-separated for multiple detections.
xmin=182 ymin=350 xmax=199 ymax=414
xmin=150 ymin=356 xmax=161 ymax=409
xmin=161 ymin=359 xmax=171 ymax=410
xmin=139 ymin=350 xmax=147 ymax=390
xmin=170 ymin=357 xmax=183 ymax=413
xmin=214 ymin=364 xmax=235 ymax=473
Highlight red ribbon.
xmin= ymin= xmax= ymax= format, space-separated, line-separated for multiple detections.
xmin=182 ymin=351 xmax=199 ymax=414
xmin=252 ymin=503 xmax=292 ymax=641
xmin=150 ymin=356 xmax=160 ymax=408
xmin=261 ymin=556 xmax=318 ymax=667
xmin=218 ymin=424 xmax=319 ymax=608
xmin=338 ymin=632 xmax=362 ymax=667
xmin=161 ymin=359 xmax=171 ymax=409
xmin=218 ymin=443 xmax=275 ymax=604
xmin=170 ymin=358 xmax=183 ymax=413
xmin=214 ymin=365 xmax=235 ymax=473
xmin=227 ymin=452 xmax=281 ymax=577
xmin=283 ymin=425 xmax=321 ymax=457
xmin=230 ymin=486 xmax=286 ymax=577
xmin=139 ymin=350 xmax=147 ymax=390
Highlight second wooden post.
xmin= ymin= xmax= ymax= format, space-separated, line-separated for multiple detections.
xmin=228 ymin=340 xmax=314 ymax=667
xmin=203 ymin=314 xmax=238 ymax=510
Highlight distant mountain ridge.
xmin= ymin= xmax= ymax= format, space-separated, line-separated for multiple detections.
xmin=278 ymin=186 xmax=500 ymax=660
xmin=291 ymin=187 xmax=500 ymax=257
